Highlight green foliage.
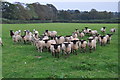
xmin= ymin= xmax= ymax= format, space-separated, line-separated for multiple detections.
xmin=2 ymin=23 xmax=118 ymax=78
xmin=2 ymin=2 xmax=119 ymax=21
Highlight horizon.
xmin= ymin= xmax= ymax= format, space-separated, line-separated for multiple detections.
xmin=5 ymin=0 xmax=119 ymax=12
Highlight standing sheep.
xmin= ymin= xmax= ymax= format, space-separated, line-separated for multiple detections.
xmin=110 ymin=28 xmax=116 ymax=33
xmin=88 ymin=38 xmax=96 ymax=53
xmin=99 ymin=36 xmax=107 ymax=46
xmin=101 ymin=27 xmax=106 ymax=33
xmin=79 ymin=40 xmax=87 ymax=53
xmin=105 ymin=34 xmax=113 ymax=44
xmin=70 ymin=40 xmax=79 ymax=55
xmin=50 ymin=44 xmax=61 ymax=58
xmin=61 ymin=42 xmax=72 ymax=57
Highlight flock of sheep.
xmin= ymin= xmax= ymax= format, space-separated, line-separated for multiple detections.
xmin=0 ymin=27 xmax=116 ymax=58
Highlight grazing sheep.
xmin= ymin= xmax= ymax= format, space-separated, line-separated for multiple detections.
xmin=70 ymin=40 xmax=79 ymax=55
xmin=105 ymin=34 xmax=113 ymax=44
xmin=101 ymin=27 xmax=106 ymax=33
xmin=50 ymin=44 xmax=61 ymax=58
xmin=99 ymin=36 xmax=107 ymax=46
xmin=110 ymin=28 xmax=116 ymax=33
xmin=79 ymin=40 xmax=87 ymax=53
xmin=10 ymin=30 xmax=14 ymax=38
xmin=88 ymin=38 xmax=96 ymax=52
xmin=0 ymin=37 xmax=3 ymax=46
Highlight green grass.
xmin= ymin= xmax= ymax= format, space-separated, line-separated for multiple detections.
xmin=2 ymin=23 xmax=118 ymax=78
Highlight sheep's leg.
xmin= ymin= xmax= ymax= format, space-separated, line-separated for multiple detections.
xmin=38 ymin=48 xmax=40 ymax=52
xmin=55 ymin=52 xmax=56 ymax=58
xmin=58 ymin=53 xmax=59 ymax=58
xmin=40 ymin=47 xmax=43 ymax=53
xmin=81 ymin=47 xmax=83 ymax=53
xmin=24 ymin=40 xmax=26 ymax=44
xmin=84 ymin=48 xmax=86 ymax=53
xmin=90 ymin=48 xmax=92 ymax=53
xmin=52 ymin=52 xmax=54 ymax=56
xmin=75 ymin=50 xmax=77 ymax=55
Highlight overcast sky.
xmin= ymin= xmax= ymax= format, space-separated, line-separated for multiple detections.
xmin=5 ymin=0 xmax=119 ymax=12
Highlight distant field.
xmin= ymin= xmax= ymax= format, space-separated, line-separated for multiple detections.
xmin=2 ymin=23 xmax=118 ymax=78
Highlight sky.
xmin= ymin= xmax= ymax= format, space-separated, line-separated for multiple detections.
xmin=5 ymin=0 xmax=119 ymax=12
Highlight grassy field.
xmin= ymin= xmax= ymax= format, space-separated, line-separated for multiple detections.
xmin=2 ymin=23 xmax=118 ymax=78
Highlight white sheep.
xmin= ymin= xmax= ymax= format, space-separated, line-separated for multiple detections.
xmin=35 ymin=40 xmax=45 ymax=52
xmin=70 ymin=40 xmax=79 ymax=55
xmin=23 ymin=31 xmax=33 ymax=44
xmin=65 ymin=35 xmax=73 ymax=42
xmin=72 ymin=32 xmax=78 ymax=38
xmin=44 ymin=30 xmax=57 ymax=37
xmin=50 ymin=44 xmax=61 ymax=58
xmin=55 ymin=36 xmax=65 ymax=44
xmin=79 ymin=31 xmax=85 ymax=38
xmin=105 ymin=34 xmax=112 ymax=44
xmin=99 ymin=36 xmax=107 ymax=46
xmin=44 ymin=39 xmax=56 ymax=51
xmin=79 ymin=40 xmax=87 ymax=53
xmin=61 ymin=42 xmax=72 ymax=57
xmin=101 ymin=27 xmax=106 ymax=33
xmin=110 ymin=28 xmax=116 ymax=33
xmin=88 ymin=38 xmax=96 ymax=52
xmin=12 ymin=34 xmax=22 ymax=43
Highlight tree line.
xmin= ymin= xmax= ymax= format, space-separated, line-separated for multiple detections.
xmin=1 ymin=1 xmax=119 ymax=22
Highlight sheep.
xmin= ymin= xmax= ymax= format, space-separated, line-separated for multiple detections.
xmin=10 ymin=30 xmax=14 ymax=38
xmin=55 ymin=36 xmax=65 ymax=44
xmin=79 ymin=40 xmax=87 ymax=53
xmin=44 ymin=30 xmax=57 ymax=37
xmin=50 ymin=44 xmax=61 ymax=58
xmin=75 ymin=29 xmax=79 ymax=35
xmin=92 ymin=35 xmax=99 ymax=43
xmin=61 ymin=42 xmax=71 ymax=57
xmin=101 ymin=27 xmax=106 ymax=33
xmin=99 ymin=36 xmax=107 ymax=46
xmin=12 ymin=34 xmax=23 ymax=43
xmin=72 ymin=32 xmax=78 ymax=38
xmin=65 ymin=35 xmax=73 ymax=42
xmin=23 ymin=31 xmax=33 ymax=44
xmin=0 ymin=37 xmax=3 ymax=46
xmin=105 ymin=34 xmax=113 ymax=44
xmin=79 ymin=31 xmax=85 ymax=38
xmin=44 ymin=39 xmax=56 ymax=51
xmin=35 ymin=40 xmax=45 ymax=52
xmin=70 ymin=40 xmax=79 ymax=55
xmin=88 ymin=38 xmax=96 ymax=53
xmin=110 ymin=28 xmax=116 ymax=33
